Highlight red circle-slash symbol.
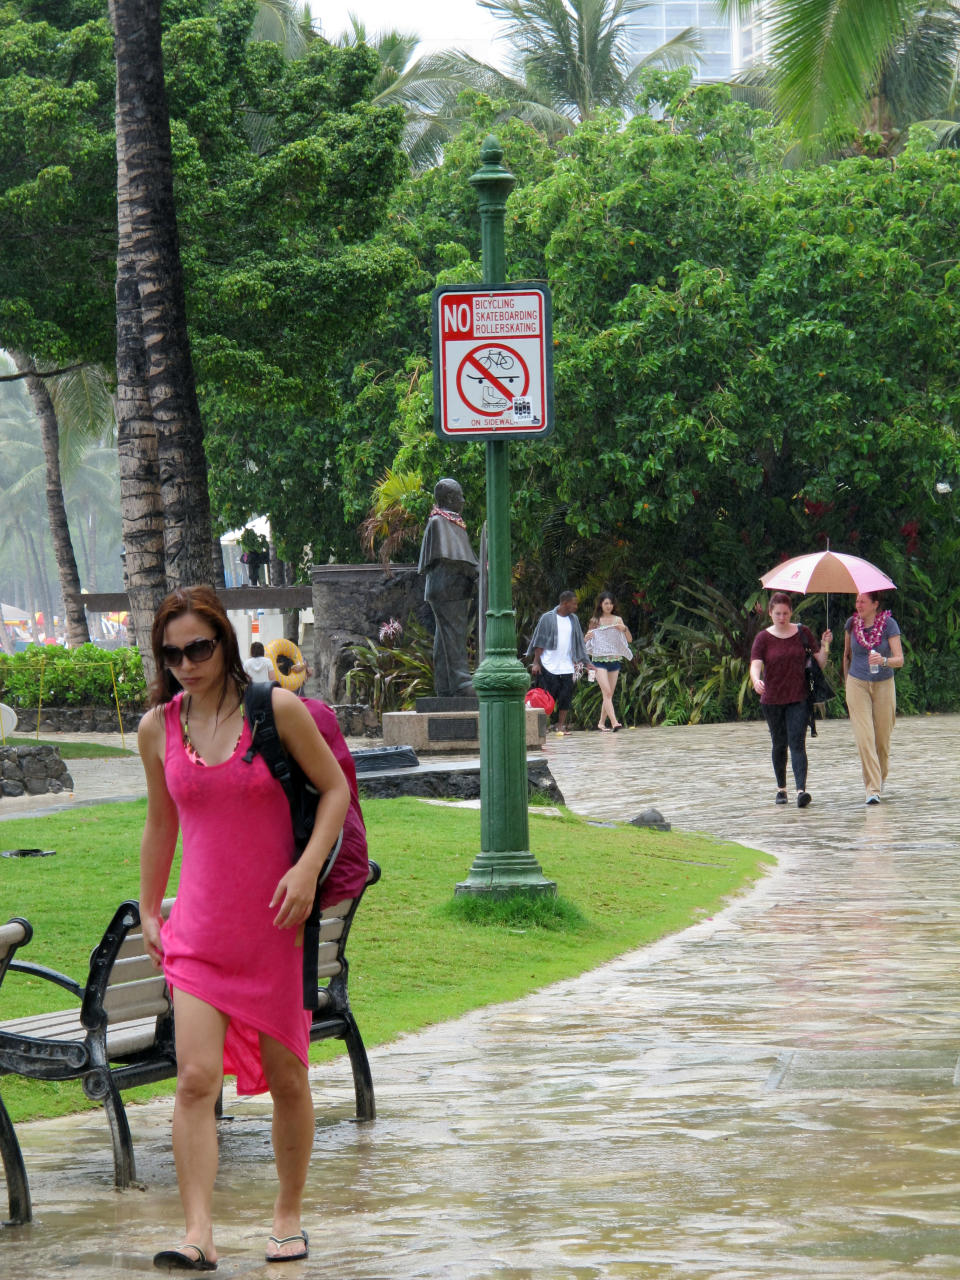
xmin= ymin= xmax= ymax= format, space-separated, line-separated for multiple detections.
xmin=456 ymin=344 xmax=530 ymax=417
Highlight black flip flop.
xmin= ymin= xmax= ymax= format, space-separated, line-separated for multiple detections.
xmin=153 ymin=1244 xmax=217 ymax=1272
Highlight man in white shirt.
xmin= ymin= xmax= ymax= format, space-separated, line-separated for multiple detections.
xmin=243 ymin=641 xmax=277 ymax=684
xmin=526 ymin=590 xmax=590 ymax=734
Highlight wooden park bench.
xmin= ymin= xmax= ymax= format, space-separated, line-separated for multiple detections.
xmin=0 ymin=861 xmax=380 ymax=1226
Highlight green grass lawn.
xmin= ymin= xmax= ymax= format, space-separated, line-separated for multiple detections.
xmin=0 ymin=797 xmax=773 ymax=1123
xmin=2 ymin=736 xmax=134 ymax=758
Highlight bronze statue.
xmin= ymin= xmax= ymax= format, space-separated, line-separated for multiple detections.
xmin=417 ymin=479 xmax=479 ymax=697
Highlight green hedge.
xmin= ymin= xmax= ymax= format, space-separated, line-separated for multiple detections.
xmin=0 ymin=644 xmax=146 ymax=708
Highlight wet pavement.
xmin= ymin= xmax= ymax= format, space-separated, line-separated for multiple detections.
xmin=3 ymin=713 xmax=960 ymax=1278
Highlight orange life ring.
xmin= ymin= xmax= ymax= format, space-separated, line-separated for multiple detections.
xmin=264 ymin=637 xmax=306 ymax=691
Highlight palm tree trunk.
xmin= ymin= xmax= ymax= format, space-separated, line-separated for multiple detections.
xmin=0 ymin=611 xmax=13 ymax=656
xmin=110 ymin=0 xmax=215 ymax=591
xmin=111 ymin=27 xmax=168 ymax=672
xmin=211 ymin=533 xmax=226 ymax=590
xmin=17 ymin=525 xmax=43 ymax=644
xmin=9 ymin=352 xmax=90 ymax=647
xmin=114 ymin=223 xmax=167 ymax=664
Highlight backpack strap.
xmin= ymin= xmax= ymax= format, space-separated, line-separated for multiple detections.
xmin=243 ymin=682 xmax=297 ymax=808
xmin=242 ymin=682 xmax=346 ymax=1009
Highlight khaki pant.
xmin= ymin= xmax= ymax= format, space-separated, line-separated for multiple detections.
xmin=845 ymin=675 xmax=896 ymax=797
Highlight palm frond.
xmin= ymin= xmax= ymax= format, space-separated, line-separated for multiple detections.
xmin=633 ymin=26 xmax=703 ymax=73
xmin=906 ymin=116 xmax=960 ymax=147
xmin=46 ymin=364 xmax=116 ymax=476
xmin=878 ymin=3 xmax=960 ymax=128
xmin=250 ymin=0 xmax=309 ymax=58
xmin=716 ymin=0 xmax=923 ymax=138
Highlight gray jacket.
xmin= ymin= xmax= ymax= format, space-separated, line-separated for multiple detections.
xmin=525 ymin=608 xmax=589 ymax=665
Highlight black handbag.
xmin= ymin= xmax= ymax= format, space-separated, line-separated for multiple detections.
xmin=804 ymin=641 xmax=835 ymax=737
xmin=805 ymin=653 xmax=835 ymax=705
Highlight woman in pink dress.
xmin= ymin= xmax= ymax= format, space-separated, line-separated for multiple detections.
xmin=139 ymin=587 xmax=350 ymax=1271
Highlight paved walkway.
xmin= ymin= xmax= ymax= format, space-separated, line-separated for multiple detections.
xmin=3 ymin=714 xmax=960 ymax=1278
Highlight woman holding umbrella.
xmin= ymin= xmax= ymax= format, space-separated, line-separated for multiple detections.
xmin=843 ymin=592 xmax=904 ymax=805
xmin=750 ymin=593 xmax=832 ymax=807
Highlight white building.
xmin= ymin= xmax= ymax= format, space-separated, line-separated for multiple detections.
xmin=632 ymin=1 xmax=769 ymax=82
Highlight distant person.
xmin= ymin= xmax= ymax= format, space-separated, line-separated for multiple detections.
xmin=750 ymin=592 xmax=832 ymax=808
xmin=842 ymin=591 xmax=904 ymax=805
xmin=526 ymin=590 xmax=590 ymax=736
xmin=584 ymin=592 xmax=632 ymax=732
xmin=242 ymin=640 xmax=277 ymax=684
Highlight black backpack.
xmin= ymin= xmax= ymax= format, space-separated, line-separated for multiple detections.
xmin=242 ymin=682 xmax=342 ymax=1009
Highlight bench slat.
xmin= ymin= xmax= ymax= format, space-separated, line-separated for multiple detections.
xmin=103 ymin=978 xmax=171 ymax=1022
xmin=107 ymin=953 xmax=161 ymax=984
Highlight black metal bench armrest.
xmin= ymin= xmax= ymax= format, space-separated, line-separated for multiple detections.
xmin=80 ymin=901 xmax=142 ymax=1029
xmin=7 ymin=960 xmax=83 ymax=1001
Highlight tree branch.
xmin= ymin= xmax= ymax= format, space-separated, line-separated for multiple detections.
xmin=0 ymin=364 xmax=86 ymax=382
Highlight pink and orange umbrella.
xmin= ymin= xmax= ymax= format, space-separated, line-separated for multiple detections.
xmin=760 ymin=551 xmax=896 ymax=627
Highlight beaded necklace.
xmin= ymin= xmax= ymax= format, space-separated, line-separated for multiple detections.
xmin=181 ymin=696 xmax=243 ymax=766
xmin=852 ymin=609 xmax=891 ymax=652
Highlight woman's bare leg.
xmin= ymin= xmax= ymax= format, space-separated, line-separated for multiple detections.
xmin=608 ymin=669 xmax=621 ymax=727
xmin=595 ymin=667 xmax=617 ymax=728
xmin=169 ymin=990 xmax=228 ymax=1263
xmin=260 ymin=1033 xmax=314 ymax=1259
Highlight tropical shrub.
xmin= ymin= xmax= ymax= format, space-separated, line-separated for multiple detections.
xmin=0 ymin=645 xmax=146 ymax=708
xmin=343 ymin=615 xmax=435 ymax=713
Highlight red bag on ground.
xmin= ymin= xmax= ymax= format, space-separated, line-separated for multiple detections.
xmin=525 ymin=686 xmax=555 ymax=715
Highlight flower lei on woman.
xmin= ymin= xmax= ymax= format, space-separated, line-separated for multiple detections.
xmin=853 ymin=609 xmax=891 ymax=651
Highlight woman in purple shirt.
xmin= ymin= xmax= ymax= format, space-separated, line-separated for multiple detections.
xmin=750 ymin=592 xmax=833 ymax=808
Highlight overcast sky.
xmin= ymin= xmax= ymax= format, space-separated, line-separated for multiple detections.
xmin=310 ymin=0 xmax=513 ymax=69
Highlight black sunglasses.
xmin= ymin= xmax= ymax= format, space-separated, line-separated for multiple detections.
xmin=161 ymin=637 xmax=219 ymax=668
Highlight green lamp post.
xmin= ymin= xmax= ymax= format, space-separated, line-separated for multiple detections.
xmin=455 ymin=136 xmax=556 ymax=898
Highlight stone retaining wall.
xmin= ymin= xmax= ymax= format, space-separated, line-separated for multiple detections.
xmin=5 ymin=703 xmax=383 ymax=738
xmin=310 ymin=563 xmax=427 ymax=704
xmin=0 ymin=745 xmax=74 ymax=799
xmin=13 ymin=706 xmax=144 ymax=734
xmin=357 ymin=759 xmax=563 ymax=805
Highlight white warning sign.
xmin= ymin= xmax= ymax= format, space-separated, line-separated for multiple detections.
xmin=432 ymin=285 xmax=554 ymax=440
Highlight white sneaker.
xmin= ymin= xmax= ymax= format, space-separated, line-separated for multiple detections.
xmin=866 ymin=794 xmax=880 ymax=806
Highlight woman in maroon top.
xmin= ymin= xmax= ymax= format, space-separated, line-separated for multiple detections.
xmin=749 ymin=592 xmax=832 ymax=807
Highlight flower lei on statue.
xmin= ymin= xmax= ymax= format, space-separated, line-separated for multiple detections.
xmin=852 ymin=609 xmax=891 ymax=651
xmin=429 ymin=505 xmax=467 ymax=529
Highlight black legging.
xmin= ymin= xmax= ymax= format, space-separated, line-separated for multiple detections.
xmin=762 ymin=701 xmax=808 ymax=791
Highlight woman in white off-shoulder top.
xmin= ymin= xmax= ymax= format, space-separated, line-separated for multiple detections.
xmin=584 ymin=593 xmax=633 ymax=732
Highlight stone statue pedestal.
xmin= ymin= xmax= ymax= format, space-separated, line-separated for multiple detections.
xmin=382 ymin=700 xmax=547 ymax=754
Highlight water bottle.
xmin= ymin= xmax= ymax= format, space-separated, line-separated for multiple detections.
xmin=868 ymin=649 xmax=881 ymax=677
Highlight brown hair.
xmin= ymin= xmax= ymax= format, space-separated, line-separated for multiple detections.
xmin=590 ymin=592 xmax=616 ymax=627
xmin=148 ymin=585 xmax=248 ymax=708
xmin=768 ymin=592 xmax=794 ymax=612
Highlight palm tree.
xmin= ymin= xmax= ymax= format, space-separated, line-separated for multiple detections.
xmin=0 ymin=400 xmax=56 ymax=644
xmin=6 ymin=352 xmax=90 ymax=646
xmin=334 ymin=6 xmax=699 ymax=167
xmin=717 ymin=1 xmax=960 ymax=144
xmin=479 ymin=0 xmax=701 ymax=122
xmin=108 ymin=0 xmax=216 ymax=607
xmin=328 ymin=18 xmax=527 ymax=166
